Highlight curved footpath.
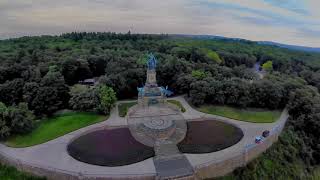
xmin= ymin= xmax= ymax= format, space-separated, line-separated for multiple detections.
xmin=0 ymin=97 xmax=289 ymax=180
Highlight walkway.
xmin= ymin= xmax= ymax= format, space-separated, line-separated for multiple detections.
xmin=253 ymin=62 xmax=265 ymax=79
xmin=127 ymin=103 xmax=193 ymax=179
xmin=0 ymin=96 xmax=289 ymax=180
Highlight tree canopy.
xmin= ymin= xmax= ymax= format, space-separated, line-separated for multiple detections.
xmin=0 ymin=32 xmax=320 ymax=178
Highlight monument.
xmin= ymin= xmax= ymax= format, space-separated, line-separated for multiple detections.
xmin=138 ymin=53 xmax=166 ymax=106
xmin=128 ymin=53 xmax=186 ymax=146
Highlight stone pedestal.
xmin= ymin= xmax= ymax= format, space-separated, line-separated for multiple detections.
xmin=138 ymin=69 xmax=166 ymax=107
xmin=146 ymin=70 xmax=157 ymax=85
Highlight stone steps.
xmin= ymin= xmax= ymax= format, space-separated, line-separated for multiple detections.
xmin=154 ymin=141 xmax=180 ymax=159
xmin=154 ymin=155 xmax=194 ymax=180
xmin=154 ymin=140 xmax=194 ymax=179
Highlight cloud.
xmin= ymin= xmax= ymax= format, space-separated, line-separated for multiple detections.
xmin=263 ymin=0 xmax=309 ymax=15
xmin=0 ymin=0 xmax=319 ymax=47
xmin=298 ymin=28 xmax=320 ymax=38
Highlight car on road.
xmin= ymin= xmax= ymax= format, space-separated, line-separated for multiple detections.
xmin=262 ymin=130 xmax=270 ymax=138
xmin=255 ymin=136 xmax=262 ymax=144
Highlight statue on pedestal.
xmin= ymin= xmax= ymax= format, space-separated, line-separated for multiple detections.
xmin=147 ymin=53 xmax=157 ymax=70
xmin=138 ymin=53 xmax=163 ymax=106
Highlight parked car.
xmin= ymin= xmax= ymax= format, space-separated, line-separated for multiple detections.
xmin=262 ymin=130 xmax=270 ymax=138
xmin=255 ymin=136 xmax=262 ymax=144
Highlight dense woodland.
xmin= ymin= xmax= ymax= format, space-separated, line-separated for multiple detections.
xmin=0 ymin=32 xmax=320 ymax=179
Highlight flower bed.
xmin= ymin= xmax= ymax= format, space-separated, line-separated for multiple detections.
xmin=178 ymin=120 xmax=243 ymax=153
xmin=67 ymin=128 xmax=154 ymax=166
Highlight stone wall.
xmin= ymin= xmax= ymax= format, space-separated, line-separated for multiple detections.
xmin=194 ymin=126 xmax=283 ymax=179
xmin=0 ymin=148 xmax=156 ymax=180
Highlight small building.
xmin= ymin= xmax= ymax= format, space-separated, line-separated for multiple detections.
xmin=79 ymin=78 xmax=96 ymax=86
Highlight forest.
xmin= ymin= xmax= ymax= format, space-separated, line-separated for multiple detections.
xmin=0 ymin=32 xmax=320 ymax=179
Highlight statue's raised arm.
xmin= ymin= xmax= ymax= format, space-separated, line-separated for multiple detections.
xmin=147 ymin=53 xmax=157 ymax=70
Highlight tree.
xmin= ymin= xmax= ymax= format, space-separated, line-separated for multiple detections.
xmin=96 ymin=85 xmax=117 ymax=114
xmin=24 ymin=67 xmax=69 ymax=115
xmin=62 ymin=59 xmax=92 ymax=85
xmin=262 ymin=60 xmax=273 ymax=72
xmin=70 ymin=84 xmax=89 ymax=95
xmin=0 ymin=103 xmax=10 ymax=139
xmin=191 ymin=70 xmax=209 ymax=80
xmin=233 ymin=65 xmax=257 ymax=80
xmin=103 ymin=56 xmax=145 ymax=99
xmin=69 ymin=91 xmax=98 ymax=112
xmin=0 ymin=78 xmax=25 ymax=106
xmin=176 ymin=74 xmax=195 ymax=96
xmin=87 ymin=56 xmax=109 ymax=76
xmin=0 ymin=102 xmax=34 ymax=139
xmin=201 ymin=48 xmax=222 ymax=64
xmin=69 ymin=85 xmax=98 ymax=112
xmin=5 ymin=103 xmax=34 ymax=134
xmin=189 ymin=80 xmax=210 ymax=106
xmin=21 ymin=66 xmax=41 ymax=82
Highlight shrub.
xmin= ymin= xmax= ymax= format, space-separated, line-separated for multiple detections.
xmin=0 ymin=102 xmax=34 ymax=139
xmin=69 ymin=87 xmax=98 ymax=112
xmin=69 ymin=85 xmax=116 ymax=115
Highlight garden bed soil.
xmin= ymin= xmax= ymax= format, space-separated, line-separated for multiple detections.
xmin=178 ymin=120 xmax=243 ymax=153
xmin=67 ymin=128 xmax=155 ymax=166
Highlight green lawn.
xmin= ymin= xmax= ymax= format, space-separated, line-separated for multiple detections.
xmin=5 ymin=112 xmax=106 ymax=148
xmin=118 ymin=102 xmax=137 ymax=117
xmin=0 ymin=163 xmax=45 ymax=180
xmin=168 ymin=100 xmax=186 ymax=112
xmin=311 ymin=167 xmax=320 ymax=180
xmin=198 ymin=105 xmax=281 ymax=123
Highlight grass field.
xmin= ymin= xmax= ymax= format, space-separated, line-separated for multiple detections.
xmin=118 ymin=102 xmax=137 ymax=117
xmin=5 ymin=112 xmax=106 ymax=148
xmin=0 ymin=163 xmax=45 ymax=180
xmin=198 ymin=105 xmax=281 ymax=123
xmin=310 ymin=167 xmax=320 ymax=180
xmin=168 ymin=100 xmax=186 ymax=112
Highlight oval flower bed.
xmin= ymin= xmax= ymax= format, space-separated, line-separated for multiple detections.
xmin=67 ymin=128 xmax=155 ymax=166
xmin=178 ymin=120 xmax=243 ymax=153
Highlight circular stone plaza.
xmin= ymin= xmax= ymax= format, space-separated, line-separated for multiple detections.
xmin=0 ymin=54 xmax=289 ymax=180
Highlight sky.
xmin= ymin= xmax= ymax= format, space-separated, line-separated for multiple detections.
xmin=0 ymin=0 xmax=320 ymax=47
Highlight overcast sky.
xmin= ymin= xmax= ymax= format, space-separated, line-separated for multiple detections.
xmin=1 ymin=0 xmax=319 ymax=47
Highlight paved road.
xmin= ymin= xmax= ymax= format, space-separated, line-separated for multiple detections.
xmin=0 ymin=96 xmax=288 ymax=179
xmin=253 ymin=62 xmax=265 ymax=79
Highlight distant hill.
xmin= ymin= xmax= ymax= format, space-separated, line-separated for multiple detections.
xmin=257 ymin=41 xmax=320 ymax=53
xmin=174 ymin=34 xmax=320 ymax=53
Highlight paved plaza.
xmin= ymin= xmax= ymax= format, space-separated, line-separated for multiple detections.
xmin=0 ymin=96 xmax=289 ymax=179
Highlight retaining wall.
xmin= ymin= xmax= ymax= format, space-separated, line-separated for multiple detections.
xmin=0 ymin=149 xmax=155 ymax=180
